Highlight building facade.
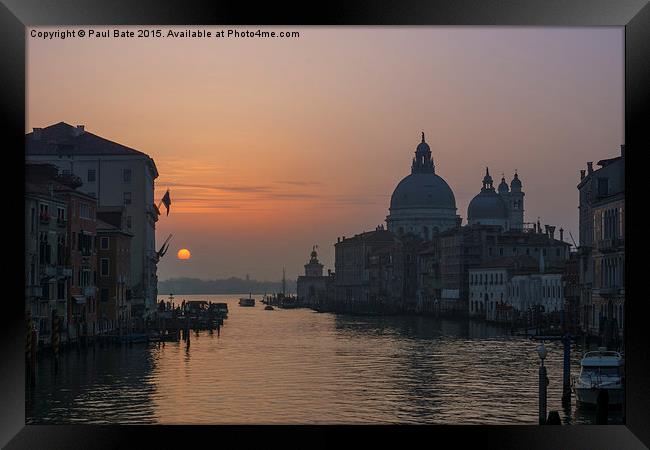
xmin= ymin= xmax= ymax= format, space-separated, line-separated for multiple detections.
xmin=296 ymin=246 xmax=331 ymax=308
xmin=96 ymin=218 xmax=133 ymax=335
xmin=577 ymin=146 xmax=625 ymax=339
xmin=25 ymin=181 xmax=70 ymax=345
xmin=26 ymin=122 xmax=159 ymax=319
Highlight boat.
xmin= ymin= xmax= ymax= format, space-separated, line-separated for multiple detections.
xmin=239 ymin=293 xmax=255 ymax=307
xmin=572 ymin=347 xmax=624 ymax=406
xmin=264 ymin=305 xmax=274 ymax=311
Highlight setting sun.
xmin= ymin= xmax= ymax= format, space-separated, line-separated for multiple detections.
xmin=177 ymin=248 xmax=191 ymax=260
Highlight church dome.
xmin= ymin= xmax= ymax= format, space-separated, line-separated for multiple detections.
xmin=468 ymin=167 xmax=508 ymax=221
xmin=390 ymin=173 xmax=456 ymax=210
xmin=468 ymin=190 xmax=508 ymax=220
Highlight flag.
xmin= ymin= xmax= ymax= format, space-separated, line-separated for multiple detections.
xmin=161 ymin=189 xmax=171 ymax=216
xmin=153 ymin=203 xmax=161 ymax=216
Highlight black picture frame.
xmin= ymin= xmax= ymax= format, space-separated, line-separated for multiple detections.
xmin=2 ymin=1 xmax=648 ymax=448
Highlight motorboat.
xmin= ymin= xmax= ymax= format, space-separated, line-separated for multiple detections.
xmin=264 ymin=305 xmax=274 ymax=311
xmin=239 ymin=294 xmax=255 ymax=307
xmin=572 ymin=347 xmax=624 ymax=406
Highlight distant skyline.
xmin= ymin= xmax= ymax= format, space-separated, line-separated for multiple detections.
xmin=27 ymin=26 xmax=624 ymax=280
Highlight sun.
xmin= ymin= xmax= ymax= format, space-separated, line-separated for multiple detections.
xmin=177 ymin=248 xmax=191 ymax=260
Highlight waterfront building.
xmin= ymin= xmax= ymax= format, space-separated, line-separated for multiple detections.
xmin=387 ymin=133 xmax=460 ymax=238
xmin=469 ymin=256 xmax=537 ymax=321
xmin=415 ymin=241 xmax=441 ymax=314
xmin=96 ymin=214 xmax=133 ymax=335
xmin=324 ymin=133 xmax=570 ymax=317
xmin=25 ymin=175 xmax=70 ymax=345
xmin=563 ymin=250 xmax=581 ymax=333
xmin=577 ymin=145 xmax=625 ymax=340
xmin=333 ymin=227 xmax=401 ymax=312
xmin=296 ymin=246 xmax=331 ymax=308
xmin=26 ymin=123 xmax=160 ymax=319
xmin=467 ymin=168 xmax=524 ymax=231
xmin=507 ymin=271 xmax=565 ymax=320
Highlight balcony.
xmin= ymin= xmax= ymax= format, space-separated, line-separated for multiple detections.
xmin=57 ymin=267 xmax=72 ymax=278
xmin=597 ymin=238 xmax=624 ymax=253
xmin=83 ymin=286 xmax=96 ymax=297
xmin=25 ymin=285 xmax=42 ymax=298
xmin=57 ymin=218 xmax=67 ymax=228
xmin=42 ymin=265 xmax=57 ymax=278
xmin=596 ymin=286 xmax=623 ymax=296
xmin=39 ymin=213 xmax=51 ymax=224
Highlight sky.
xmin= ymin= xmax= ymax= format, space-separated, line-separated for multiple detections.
xmin=27 ymin=26 xmax=624 ymax=281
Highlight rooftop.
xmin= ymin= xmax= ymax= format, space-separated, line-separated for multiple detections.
xmin=27 ymin=122 xmax=159 ymax=177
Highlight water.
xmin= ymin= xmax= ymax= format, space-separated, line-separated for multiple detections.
xmin=26 ymin=294 xmax=623 ymax=424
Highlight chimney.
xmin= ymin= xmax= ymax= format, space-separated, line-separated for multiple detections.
xmin=621 ymin=144 xmax=625 ymax=157
xmin=559 ymin=228 xmax=564 ymax=242
xmin=548 ymin=225 xmax=556 ymax=240
xmin=587 ymin=162 xmax=593 ymax=174
xmin=33 ymin=128 xmax=42 ymax=140
xmin=580 ymin=169 xmax=586 ymax=180
xmin=73 ymin=125 xmax=85 ymax=137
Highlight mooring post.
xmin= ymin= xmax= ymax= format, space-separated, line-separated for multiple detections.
xmin=52 ymin=313 xmax=60 ymax=375
xmin=562 ymin=333 xmax=571 ymax=405
xmin=538 ymin=342 xmax=548 ymax=425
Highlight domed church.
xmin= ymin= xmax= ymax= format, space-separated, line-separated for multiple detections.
xmin=386 ymin=133 xmax=460 ymax=239
xmin=467 ymin=168 xmax=524 ymax=230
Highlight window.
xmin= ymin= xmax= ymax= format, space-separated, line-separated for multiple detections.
xmin=123 ymin=169 xmax=132 ymax=183
xmin=100 ymin=237 xmax=109 ymax=250
xmin=79 ymin=203 xmax=92 ymax=220
xmin=57 ymin=282 xmax=65 ymax=300
xmin=87 ymin=169 xmax=96 ymax=182
xmin=57 ymin=207 xmax=65 ymax=220
xmin=101 ymin=258 xmax=110 ymax=277
xmin=101 ymin=288 xmax=109 ymax=302
xmin=123 ymin=192 xmax=132 ymax=205
xmin=597 ymin=178 xmax=609 ymax=196
xmin=126 ymin=216 xmax=132 ymax=229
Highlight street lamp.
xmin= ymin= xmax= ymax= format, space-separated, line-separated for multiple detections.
xmin=538 ymin=341 xmax=548 ymax=424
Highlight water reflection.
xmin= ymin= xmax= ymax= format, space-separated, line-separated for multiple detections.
xmin=27 ymin=294 xmax=622 ymax=425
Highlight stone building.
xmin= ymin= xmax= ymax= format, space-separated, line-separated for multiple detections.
xmin=96 ymin=215 xmax=132 ymax=335
xmin=469 ymin=256 xmax=537 ymax=321
xmin=577 ymin=145 xmax=625 ymax=340
xmin=25 ymin=176 xmax=71 ymax=345
xmin=26 ymin=122 xmax=160 ymax=319
xmin=296 ymin=246 xmax=331 ymax=308
xmin=333 ymin=228 xmax=405 ymax=312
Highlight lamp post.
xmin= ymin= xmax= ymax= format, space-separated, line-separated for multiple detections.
xmin=538 ymin=342 xmax=548 ymax=424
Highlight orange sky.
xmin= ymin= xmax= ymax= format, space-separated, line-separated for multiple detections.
xmin=27 ymin=27 xmax=624 ymax=281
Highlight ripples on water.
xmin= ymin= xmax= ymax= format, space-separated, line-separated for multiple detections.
xmin=26 ymin=294 xmax=622 ymax=424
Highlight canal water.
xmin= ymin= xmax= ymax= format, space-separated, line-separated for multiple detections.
xmin=27 ymin=294 xmax=623 ymax=425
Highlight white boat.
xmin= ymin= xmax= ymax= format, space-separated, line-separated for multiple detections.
xmin=239 ymin=294 xmax=255 ymax=307
xmin=572 ymin=347 xmax=624 ymax=406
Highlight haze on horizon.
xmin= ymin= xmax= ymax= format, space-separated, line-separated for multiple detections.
xmin=27 ymin=26 xmax=624 ymax=281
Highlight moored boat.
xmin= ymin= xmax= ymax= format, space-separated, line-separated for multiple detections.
xmin=239 ymin=294 xmax=255 ymax=307
xmin=572 ymin=348 xmax=624 ymax=406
